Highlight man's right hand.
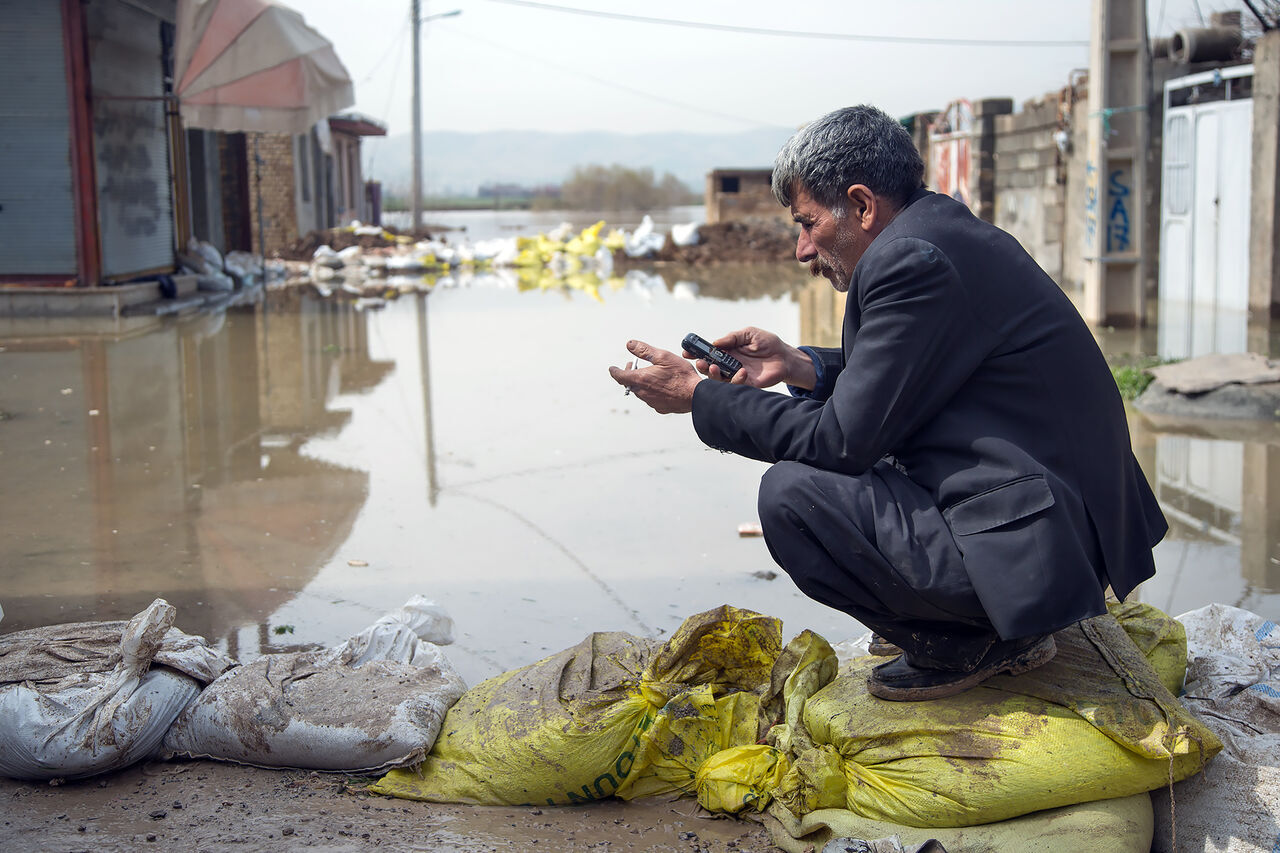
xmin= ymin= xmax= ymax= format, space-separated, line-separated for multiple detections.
xmin=688 ymin=327 xmax=816 ymax=390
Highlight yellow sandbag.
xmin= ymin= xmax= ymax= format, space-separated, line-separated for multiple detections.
xmin=763 ymin=793 xmax=1155 ymax=853
xmin=1107 ymin=600 xmax=1188 ymax=696
xmin=695 ymin=745 xmax=789 ymax=813
xmin=770 ymin=607 xmax=1220 ymax=827
xmin=370 ymin=606 xmax=781 ymax=806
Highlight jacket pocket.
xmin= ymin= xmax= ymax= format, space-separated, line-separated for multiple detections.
xmin=942 ymin=475 xmax=1055 ymax=536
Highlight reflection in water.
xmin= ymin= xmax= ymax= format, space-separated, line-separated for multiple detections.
xmin=0 ymin=298 xmax=390 ymax=656
xmin=1129 ymin=413 xmax=1280 ymax=618
xmin=1 ymin=265 xmax=1277 ymax=686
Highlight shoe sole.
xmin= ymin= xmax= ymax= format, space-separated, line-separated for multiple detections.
xmin=867 ymin=636 xmax=1058 ymax=702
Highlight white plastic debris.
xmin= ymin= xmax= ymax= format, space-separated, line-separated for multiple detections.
xmin=1150 ymin=604 xmax=1280 ymax=853
xmin=0 ymin=599 xmax=233 ymax=781
xmin=162 ymin=596 xmax=466 ymax=772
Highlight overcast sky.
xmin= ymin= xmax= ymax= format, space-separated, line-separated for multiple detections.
xmin=294 ymin=0 xmax=1252 ymax=137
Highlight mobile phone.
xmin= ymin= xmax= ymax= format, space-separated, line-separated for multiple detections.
xmin=682 ymin=332 xmax=742 ymax=380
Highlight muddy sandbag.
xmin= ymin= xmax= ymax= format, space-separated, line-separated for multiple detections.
xmin=162 ymin=596 xmax=464 ymax=772
xmin=1150 ymin=604 xmax=1280 ymax=853
xmin=762 ymin=793 xmax=1155 ymax=853
xmin=767 ymin=603 xmax=1220 ymax=828
xmin=371 ymin=605 xmax=784 ymax=805
xmin=0 ymin=599 xmax=232 ymax=781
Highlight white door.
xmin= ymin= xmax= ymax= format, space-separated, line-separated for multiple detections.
xmin=1158 ymin=70 xmax=1253 ymax=360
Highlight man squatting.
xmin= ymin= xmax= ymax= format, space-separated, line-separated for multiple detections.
xmin=609 ymin=104 xmax=1167 ymax=701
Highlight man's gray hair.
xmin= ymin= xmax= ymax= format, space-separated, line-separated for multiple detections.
xmin=771 ymin=105 xmax=925 ymax=212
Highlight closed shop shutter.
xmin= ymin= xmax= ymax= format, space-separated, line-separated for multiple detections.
xmin=0 ymin=2 xmax=77 ymax=276
xmin=87 ymin=0 xmax=175 ymax=278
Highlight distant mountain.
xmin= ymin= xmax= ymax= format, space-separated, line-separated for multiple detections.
xmin=362 ymin=128 xmax=796 ymax=197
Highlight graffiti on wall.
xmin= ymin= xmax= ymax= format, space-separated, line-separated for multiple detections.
xmin=1085 ymin=160 xmax=1134 ymax=255
xmin=1084 ymin=160 xmax=1099 ymax=252
xmin=1106 ymin=168 xmax=1132 ymax=253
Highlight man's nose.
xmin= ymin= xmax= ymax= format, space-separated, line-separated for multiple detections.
xmin=796 ymin=229 xmax=816 ymax=263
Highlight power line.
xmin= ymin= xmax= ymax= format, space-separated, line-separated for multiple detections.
xmin=446 ymin=26 xmax=775 ymax=128
xmin=486 ymin=0 xmax=1090 ymax=48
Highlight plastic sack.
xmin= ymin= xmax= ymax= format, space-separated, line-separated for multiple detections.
xmin=0 ymin=599 xmax=232 ymax=781
xmin=1150 ymin=604 xmax=1280 ymax=853
xmin=763 ymin=793 xmax=1155 ymax=853
xmin=162 ymin=596 xmax=464 ymax=773
xmin=370 ymin=605 xmax=783 ymax=806
xmin=767 ymin=603 xmax=1220 ymax=828
xmin=670 ymin=222 xmax=701 ymax=247
xmin=623 ymin=215 xmax=665 ymax=258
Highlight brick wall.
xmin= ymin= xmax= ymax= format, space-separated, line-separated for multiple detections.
xmin=248 ymin=132 xmax=298 ymax=257
xmin=705 ymin=169 xmax=787 ymax=224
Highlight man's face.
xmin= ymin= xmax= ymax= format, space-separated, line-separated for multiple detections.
xmin=790 ymin=186 xmax=865 ymax=293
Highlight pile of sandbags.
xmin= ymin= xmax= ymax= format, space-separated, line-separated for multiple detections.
xmin=0 ymin=596 xmax=464 ymax=780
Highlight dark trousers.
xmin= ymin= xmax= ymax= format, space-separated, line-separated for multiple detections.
xmin=758 ymin=459 xmax=1003 ymax=670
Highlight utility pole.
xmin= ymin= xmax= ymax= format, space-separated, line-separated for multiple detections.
xmin=1082 ymin=0 xmax=1150 ymax=326
xmin=411 ymin=0 xmax=422 ymax=232
xmin=410 ymin=4 xmax=460 ymax=233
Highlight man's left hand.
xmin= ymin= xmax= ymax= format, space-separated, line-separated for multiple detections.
xmin=608 ymin=340 xmax=701 ymax=414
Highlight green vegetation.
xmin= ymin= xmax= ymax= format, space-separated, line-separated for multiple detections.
xmin=1109 ymin=356 xmax=1176 ymax=401
xmin=383 ymin=164 xmax=700 ymax=212
xmin=559 ymin=164 xmax=699 ymax=210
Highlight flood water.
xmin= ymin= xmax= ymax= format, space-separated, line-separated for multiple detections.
xmin=2 ymin=267 xmax=1278 ymax=688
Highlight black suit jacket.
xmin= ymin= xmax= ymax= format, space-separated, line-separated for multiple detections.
xmin=692 ymin=189 xmax=1167 ymax=639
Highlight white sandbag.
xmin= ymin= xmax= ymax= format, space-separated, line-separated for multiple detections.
xmin=670 ymin=221 xmax=701 ymax=247
xmin=624 ymin=215 xmax=666 ymax=258
xmin=0 ymin=599 xmax=230 ymax=781
xmin=189 ymin=238 xmax=224 ymax=271
xmin=162 ymin=597 xmax=465 ymax=773
xmin=197 ymin=273 xmax=235 ymax=292
xmin=1151 ymin=604 xmax=1280 ymax=853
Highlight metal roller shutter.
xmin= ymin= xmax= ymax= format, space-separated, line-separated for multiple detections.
xmin=0 ymin=1 xmax=77 ymax=276
xmin=87 ymin=0 xmax=175 ymax=278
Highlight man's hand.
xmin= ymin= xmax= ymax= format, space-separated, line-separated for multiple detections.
xmin=608 ymin=340 xmax=702 ymax=414
xmin=689 ymin=327 xmax=816 ymax=390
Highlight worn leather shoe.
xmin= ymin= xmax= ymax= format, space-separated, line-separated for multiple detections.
xmin=867 ymin=634 xmax=1057 ymax=701
xmin=867 ymin=633 xmax=902 ymax=656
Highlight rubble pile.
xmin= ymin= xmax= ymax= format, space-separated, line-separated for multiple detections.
xmin=639 ymin=219 xmax=798 ymax=266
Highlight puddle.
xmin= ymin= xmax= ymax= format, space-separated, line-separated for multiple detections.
xmin=2 ymin=267 xmax=1277 ymax=687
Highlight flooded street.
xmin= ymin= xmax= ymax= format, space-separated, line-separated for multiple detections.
xmin=2 ymin=268 xmax=1278 ymax=690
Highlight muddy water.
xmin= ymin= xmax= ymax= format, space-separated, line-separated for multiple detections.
xmin=1 ymin=269 xmax=1277 ymax=689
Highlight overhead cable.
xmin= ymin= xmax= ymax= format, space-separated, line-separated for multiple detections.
xmin=447 ymin=27 xmax=774 ymax=128
xmin=486 ymin=0 xmax=1090 ymax=48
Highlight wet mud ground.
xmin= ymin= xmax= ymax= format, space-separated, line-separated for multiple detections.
xmin=0 ymin=761 xmax=772 ymax=852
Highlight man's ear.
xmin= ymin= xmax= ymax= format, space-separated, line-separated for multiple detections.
xmin=845 ymin=184 xmax=878 ymax=231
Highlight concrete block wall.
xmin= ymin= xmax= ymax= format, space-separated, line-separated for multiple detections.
xmin=993 ymin=93 xmax=1072 ymax=283
xmin=248 ymin=133 xmax=298 ymax=257
xmin=972 ymin=98 xmax=1013 ymax=223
